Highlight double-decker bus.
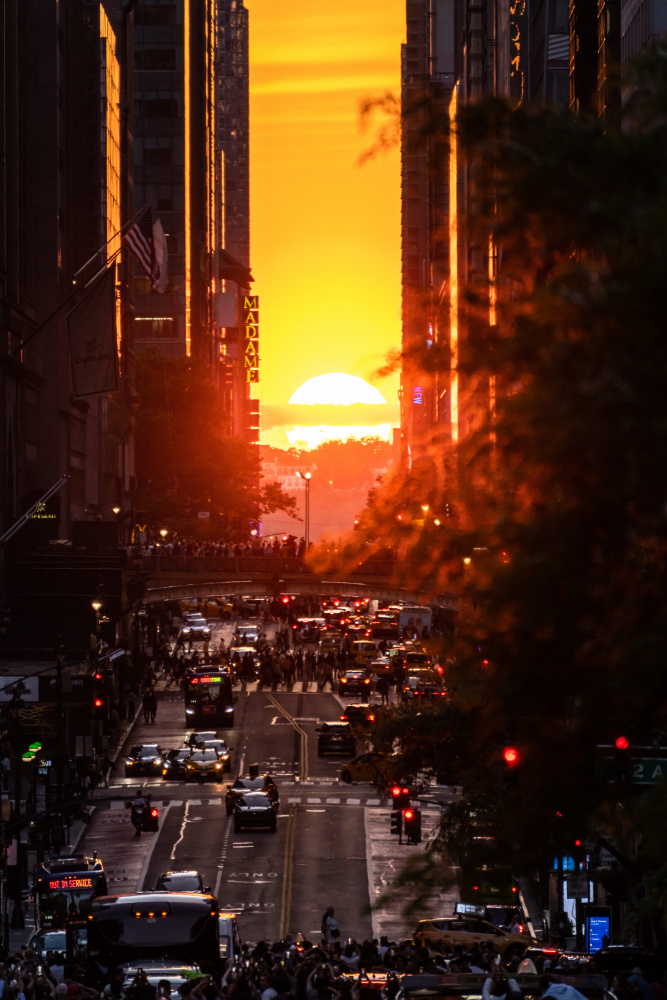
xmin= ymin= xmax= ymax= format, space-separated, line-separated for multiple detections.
xmin=184 ymin=665 xmax=235 ymax=726
xmin=34 ymin=855 xmax=107 ymax=928
xmin=86 ymin=892 xmax=220 ymax=985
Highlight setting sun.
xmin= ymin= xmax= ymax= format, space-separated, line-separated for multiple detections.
xmin=289 ymin=373 xmax=386 ymax=406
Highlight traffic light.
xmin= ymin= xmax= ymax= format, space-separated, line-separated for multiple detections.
xmin=403 ymin=807 xmax=422 ymax=845
xmin=391 ymin=779 xmax=412 ymax=809
xmin=614 ymin=736 xmax=632 ymax=786
xmin=93 ymin=695 xmax=106 ymax=719
xmin=503 ymin=746 xmax=520 ymax=767
xmin=390 ymin=810 xmax=403 ymax=839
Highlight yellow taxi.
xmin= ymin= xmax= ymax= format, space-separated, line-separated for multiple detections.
xmin=413 ymin=915 xmax=537 ymax=957
xmin=340 ymin=751 xmax=406 ymax=785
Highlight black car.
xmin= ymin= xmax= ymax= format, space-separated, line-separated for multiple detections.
xmin=225 ymin=774 xmax=279 ymax=815
xmin=184 ymin=748 xmax=226 ymax=783
xmin=125 ymin=744 xmax=165 ymax=777
xmin=339 ymin=704 xmax=377 ymax=727
xmin=187 ymin=730 xmax=219 ymax=747
xmin=155 ymin=870 xmax=209 ymax=893
xmin=161 ymin=748 xmax=191 ymax=780
xmin=338 ymin=670 xmax=372 ymax=697
xmin=316 ymin=721 xmax=356 ymax=756
xmin=233 ymin=791 xmax=277 ymax=832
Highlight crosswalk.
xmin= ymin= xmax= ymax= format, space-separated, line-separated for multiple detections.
xmin=107 ymin=795 xmax=441 ymax=811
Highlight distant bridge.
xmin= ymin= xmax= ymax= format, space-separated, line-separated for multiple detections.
xmin=132 ymin=555 xmax=458 ymax=610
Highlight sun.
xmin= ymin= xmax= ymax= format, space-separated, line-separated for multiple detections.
xmin=289 ymin=373 xmax=386 ymax=406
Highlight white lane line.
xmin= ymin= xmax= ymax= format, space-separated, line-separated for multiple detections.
xmin=326 ymin=798 xmax=341 ymax=804
xmin=170 ymin=801 xmax=190 ymax=861
xmin=214 ymin=812 xmax=233 ymax=899
xmin=306 ymin=798 xmax=321 ymax=803
xmin=348 ymin=798 xmax=361 ymax=804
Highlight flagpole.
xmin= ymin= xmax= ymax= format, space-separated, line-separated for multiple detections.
xmin=71 ymin=202 xmax=151 ymax=283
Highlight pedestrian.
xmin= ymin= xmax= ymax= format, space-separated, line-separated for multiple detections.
xmin=147 ymin=690 xmax=157 ymax=724
xmin=321 ymin=906 xmax=340 ymax=943
xmin=142 ymin=690 xmax=151 ymax=724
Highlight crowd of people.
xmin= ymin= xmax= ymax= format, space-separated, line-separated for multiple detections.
xmin=2 ymin=927 xmax=658 ymax=1000
xmin=125 ymin=536 xmax=308 ymax=560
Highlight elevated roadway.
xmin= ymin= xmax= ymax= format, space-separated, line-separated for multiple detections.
xmin=131 ymin=555 xmax=458 ymax=609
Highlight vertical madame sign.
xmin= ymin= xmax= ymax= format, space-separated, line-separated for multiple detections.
xmin=243 ymin=295 xmax=259 ymax=383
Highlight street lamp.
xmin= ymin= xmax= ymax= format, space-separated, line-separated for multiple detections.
xmin=296 ymin=471 xmax=311 ymax=549
xmin=160 ymin=529 xmax=167 ymax=540
xmin=112 ymin=506 xmax=121 ymax=516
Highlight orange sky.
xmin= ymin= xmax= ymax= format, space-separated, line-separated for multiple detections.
xmin=246 ymin=0 xmax=405 ymax=449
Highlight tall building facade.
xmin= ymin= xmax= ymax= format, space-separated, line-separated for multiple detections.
xmin=0 ymin=0 xmax=135 ymax=546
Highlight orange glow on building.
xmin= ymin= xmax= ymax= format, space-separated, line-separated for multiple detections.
xmin=449 ymin=85 xmax=459 ymax=443
xmin=184 ymin=0 xmax=192 ymax=356
xmin=100 ymin=6 xmax=121 ymax=359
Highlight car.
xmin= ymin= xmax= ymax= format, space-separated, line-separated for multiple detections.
xmin=225 ymin=773 xmax=279 ymax=815
xmin=233 ymin=623 xmax=260 ymax=647
xmin=339 ymin=704 xmax=377 ymax=727
xmin=340 ymin=751 xmax=406 ymax=785
xmin=161 ymin=748 xmax=192 ymax=780
xmin=339 ymin=669 xmax=372 ymax=697
xmin=402 ymin=668 xmax=446 ymax=700
xmin=184 ymin=747 xmax=226 ymax=783
xmin=124 ymin=744 xmax=165 ymax=777
xmin=186 ymin=730 xmax=219 ymax=747
xmin=155 ymin=870 xmax=209 ymax=893
xmin=199 ymin=739 xmax=232 ymax=770
xmin=29 ymin=928 xmax=68 ymax=957
xmin=233 ymin=790 xmax=277 ymax=832
xmin=120 ymin=962 xmax=204 ymax=1000
xmin=219 ymin=912 xmax=241 ymax=962
xmin=180 ymin=614 xmax=211 ymax=641
xmin=412 ymin=915 xmax=536 ymax=956
xmin=294 ymin=617 xmax=326 ymax=642
xmin=350 ymin=640 xmax=379 ymax=665
xmin=229 ymin=647 xmax=259 ymax=677
xmin=316 ymin=720 xmax=356 ymax=756
xmin=319 ymin=634 xmax=342 ymax=653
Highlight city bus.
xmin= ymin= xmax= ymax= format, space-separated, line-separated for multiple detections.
xmin=86 ymin=892 xmax=220 ymax=985
xmin=34 ymin=855 xmax=107 ymax=928
xmin=184 ymin=665 xmax=235 ymax=726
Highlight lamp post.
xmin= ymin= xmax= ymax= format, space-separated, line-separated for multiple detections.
xmin=297 ymin=471 xmax=311 ymax=549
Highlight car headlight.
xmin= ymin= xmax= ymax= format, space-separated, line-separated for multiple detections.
xmin=225 ymin=706 xmax=233 ymax=712
xmin=215 ymin=763 xmax=223 ymax=769
xmin=126 ymin=759 xmax=134 ymax=765
xmin=186 ymin=764 xmax=193 ymax=770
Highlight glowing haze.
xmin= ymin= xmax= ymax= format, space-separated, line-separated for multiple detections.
xmin=247 ymin=0 xmax=404 ymax=449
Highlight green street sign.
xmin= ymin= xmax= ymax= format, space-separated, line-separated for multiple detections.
xmin=598 ymin=756 xmax=667 ymax=785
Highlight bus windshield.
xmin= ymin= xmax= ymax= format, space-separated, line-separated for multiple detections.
xmin=34 ymin=857 xmax=107 ymax=929
xmin=184 ymin=668 xmax=234 ymax=726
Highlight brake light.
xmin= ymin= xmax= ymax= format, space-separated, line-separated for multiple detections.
xmin=363 ymin=678 xmax=370 ymax=684
xmin=340 ymin=714 xmax=347 ymax=721
xmin=367 ymin=715 xmax=375 ymax=722
xmin=340 ymin=678 xmax=347 ymax=684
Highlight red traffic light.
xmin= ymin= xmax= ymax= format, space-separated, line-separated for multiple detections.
xmin=150 ymin=808 xmax=159 ymax=818
xmin=94 ymin=671 xmax=103 ymax=681
xmin=391 ymin=785 xmax=402 ymax=798
xmin=403 ymin=809 xmax=414 ymax=821
xmin=281 ymin=596 xmax=290 ymax=604
xmin=615 ymin=736 xmax=629 ymax=750
xmin=503 ymin=746 xmax=519 ymax=766
xmin=94 ymin=697 xmax=104 ymax=708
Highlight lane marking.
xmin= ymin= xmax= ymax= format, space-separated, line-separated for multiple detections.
xmin=170 ymin=800 xmax=190 ymax=861
xmin=266 ymin=694 xmax=309 ymax=781
xmin=279 ymin=803 xmax=297 ymax=939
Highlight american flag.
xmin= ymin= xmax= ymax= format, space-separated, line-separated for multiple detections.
xmin=123 ymin=206 xmax=155 ymax=282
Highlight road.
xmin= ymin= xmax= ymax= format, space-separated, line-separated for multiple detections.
xmin=81 ymin=620 xmax=457 ymax=945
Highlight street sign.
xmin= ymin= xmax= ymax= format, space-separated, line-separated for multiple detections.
xmin=597 ymin=756 xmax=667 ymax=785
xmin=566 ymin=875 xmax=590 ymax=898
xmin=598 ymin=848 xmax=615 ymax=868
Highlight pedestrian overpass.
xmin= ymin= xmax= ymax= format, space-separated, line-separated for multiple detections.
xmin=133 ymin=554 xmax=458 ymax=610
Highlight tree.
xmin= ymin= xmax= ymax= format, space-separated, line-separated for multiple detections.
xmin=134 ymin=352 xmax=297 ymax=534
xmin=351 ymin=53 xmax=667 ymax=919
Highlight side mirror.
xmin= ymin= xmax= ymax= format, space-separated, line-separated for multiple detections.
xmin=204 ymin=886 xmax=211 ymax=894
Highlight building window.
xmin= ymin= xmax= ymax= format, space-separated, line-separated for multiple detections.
xmin=134 ymin=48 xmax=177 ymax=71
xmin=135 ymin=4 xmax=177 ymax=25
xmin=135 ymin=316 xmax=178 ymax=338
xmin=144 ymin=146 xmax=173 ymax=166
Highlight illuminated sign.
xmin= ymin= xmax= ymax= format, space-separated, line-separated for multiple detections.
xmin=412 ymin=386 xmax=423 ymax=404
xmin=46 ymin=877 xmax=94 ymax=891
xmin=243 ymin=295 xmax=259 ymax=383
xmin=189 ymin=675 xmax=221 ymax=685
